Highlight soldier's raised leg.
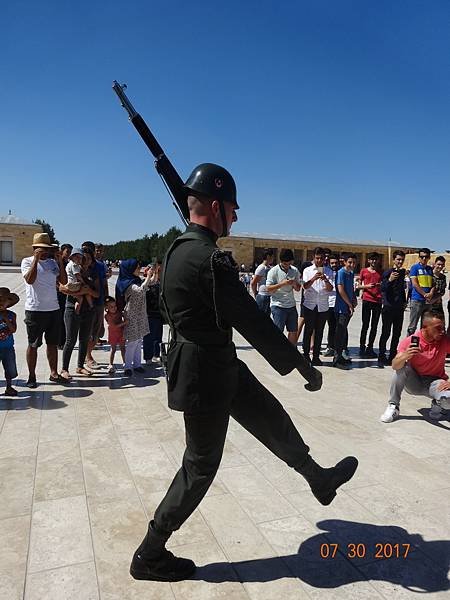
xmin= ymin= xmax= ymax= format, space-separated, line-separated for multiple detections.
xmin=230 ymin=361 xmax=358 ymax=506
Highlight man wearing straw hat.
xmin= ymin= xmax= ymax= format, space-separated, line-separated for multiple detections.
xmin=0 ymin=287 xmax=19 ymax=396
xmin=21 ymin=233 xmax=68 ymax=387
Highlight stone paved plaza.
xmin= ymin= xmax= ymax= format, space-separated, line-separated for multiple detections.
xmin=1 ymin=269 xmax=449 ymax=599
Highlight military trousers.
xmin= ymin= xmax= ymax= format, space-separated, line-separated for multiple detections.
xmin=153 ymin=359 xmax=310 ymax=534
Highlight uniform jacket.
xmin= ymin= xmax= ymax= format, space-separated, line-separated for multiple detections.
xmin=161 ymin=224 xmax=312 ymax=412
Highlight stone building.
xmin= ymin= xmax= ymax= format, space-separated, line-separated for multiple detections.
xmin=0 ymin=213 xmax=42 ymax=265
xmin=218 ymin=232 xmax=419 ymax=272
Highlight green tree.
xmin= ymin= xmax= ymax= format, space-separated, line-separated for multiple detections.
xmin=103 ymin=226 xmax=182 ymax=263
xmin=34 ymin=219 xmax=59 ymax=245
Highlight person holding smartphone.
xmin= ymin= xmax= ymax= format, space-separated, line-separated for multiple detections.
xmin=301 ymin=247 xmax=333 ymax=365
xmin=378 ymin=250 xmax=407 ymax=366
xmin=380 ymin=309 xmax=450 ymax=422
xmin=357 ymin=252 xmax=383 ymax=358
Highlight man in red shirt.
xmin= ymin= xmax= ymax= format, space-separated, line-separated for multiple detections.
xmin=358 ymin=252 xmax=382 ymax=358
xmin=380 ymin=310 xmax=450 ymax=422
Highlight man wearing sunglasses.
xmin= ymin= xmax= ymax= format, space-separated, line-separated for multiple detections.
xmin=407 ymin=248 xmax=435 ymax=336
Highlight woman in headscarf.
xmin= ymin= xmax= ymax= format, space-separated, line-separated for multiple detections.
xmin=116 ymin=259 xmax=152 ymax=376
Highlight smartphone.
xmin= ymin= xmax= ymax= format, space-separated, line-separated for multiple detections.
xmin=317 ymin=266 xmax=324 ymax=274
xmin=410 ymin=335 xmax=420 ymax=348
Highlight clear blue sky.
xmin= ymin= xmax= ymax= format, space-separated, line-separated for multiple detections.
xmin=2 ymin=0 xmax=449 ymax=250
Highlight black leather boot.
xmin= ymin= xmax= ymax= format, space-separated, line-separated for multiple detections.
xmin=130 ymin=521 xmax=196 ymax=582
xmin=298 ymin=456 xmax=358 ymax=505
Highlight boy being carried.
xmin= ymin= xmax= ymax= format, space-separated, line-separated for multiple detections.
xmin=60 ymin=248 xmax=94 ymax=314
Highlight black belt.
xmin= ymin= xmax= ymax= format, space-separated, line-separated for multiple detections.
xmin=170 ymin=329 xmax=231 ymax=346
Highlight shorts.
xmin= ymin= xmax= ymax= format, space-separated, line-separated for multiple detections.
xmin=91 ymin=304 xmax=105 ymax=342
xmin=0 ymin=346 xmax=18 ymax=379
xmin=24 ymin=310 xmax=61 ymax=348
xmin=271 ymin=305 xmax=298 ymax=333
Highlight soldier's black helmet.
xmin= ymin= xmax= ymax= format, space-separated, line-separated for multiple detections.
xmin=184 ymin=163 xmax=239 ymax=208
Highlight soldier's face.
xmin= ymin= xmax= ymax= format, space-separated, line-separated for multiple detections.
xmin=223 ymin=201 xmax=238 ymax=233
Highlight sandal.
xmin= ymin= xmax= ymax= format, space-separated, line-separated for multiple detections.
xmin=60 ymin=371 xmax=72 ymax=381
xmin=49 ymin=374 xmax=70 ymax=384
xmin=76 ymin=368 xmax=93 ymax=376
xmin=26 ymin=378 xmax=37 ymax=389
xmin=5 ymin=387 xmax=18 ymax=397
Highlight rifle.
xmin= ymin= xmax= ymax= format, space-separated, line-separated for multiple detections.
xmin=112 ymin=81 xmax=189 ymax=226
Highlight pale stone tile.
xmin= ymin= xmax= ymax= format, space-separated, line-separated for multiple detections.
xmin=168 ymin=510 xmax=217 ymax=549
xmin=234 ymin=557 xmax=310 ymax=600
xmin=244 ymin=445 xmax=309 ymax=495
xmin=219 ymin=464 xmax=297 ymax=523
xmin=34 ymin=439 xmax=84 ymax=502
xmin=171 ymin=539 xmax=249 ymax=600
xmin=0 ymin=415 xmax=40 ymax=459
xmin=82 ymin=445 xmax=138 ymax=503
xmin=286 ymin=489 xmax=378 ymax=532
xmin=105 ymin=396 xmax=151 ymax=432
xmin=28 ymin=495 xmax=93 ymax=573
xmin=160 ymin=437 xmax=187 ymax=466
xmin=0 ymin=456 xmax=35 ymax=518
xmin=138 ymin=396 xmax=172 ymax=423
xmin=200 ymin=494 xmax=274 ymax=562
xmin=150 ymin=415 xmax=184 ymax=442
xmin=0 ymin=515 xmax=29 ymax=600
xmin=0 ymin=408 xmax=6 ymax=431
xmin=284 ymin=552 xmax=383 ymax=599
xmin=258 ymin=515 xmax=319 ymax=556
xmin=39 ymin=408 xmax=78 ymax=443
xmin=357 ymin=553 xmax=448 ymax=598
xmin=381 ymin=427 xmax=450 ymax=459
xmin=88 ymin=498 xmax=174 ymax=600
xmin=77 ymin=413 xmax=119 ymax=450
xmin=119 ymin=432 xmax=178 ymax=496
xmin=173 ymin=579 xmax=249 ymax=600
xmin=25 ymin=561 xmax=99 ymax=600
xmin=220 ymin=440 xmax=250 ymax=469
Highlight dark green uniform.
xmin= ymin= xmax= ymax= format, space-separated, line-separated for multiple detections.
xmin=153 ymin=223 xmax=319 ymax=534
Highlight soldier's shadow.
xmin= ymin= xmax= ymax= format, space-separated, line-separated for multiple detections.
xmin=195 ymin=519 xmax=450 ymax=593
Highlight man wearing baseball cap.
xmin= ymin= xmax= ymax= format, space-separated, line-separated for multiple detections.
xmin=21 ymin=233 xmax=68 ymax=387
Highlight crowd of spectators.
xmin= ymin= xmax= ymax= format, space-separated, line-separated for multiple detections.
xmin=0 ymin=233 xmax=163 ymax=394
xmin=250 ymin=245 xmax=450 ymax=421
xmin=1 ymin=237 xmax=449 ymax=423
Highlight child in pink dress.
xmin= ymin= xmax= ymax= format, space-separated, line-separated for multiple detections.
xmin=105 ymin=296 xmax=126 ymax=373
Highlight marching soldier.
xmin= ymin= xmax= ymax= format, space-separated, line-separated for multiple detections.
xmin=130 ymin=163 xmax=358 ymax=582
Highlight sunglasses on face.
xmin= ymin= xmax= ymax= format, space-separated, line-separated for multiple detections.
xmin=419 ymin=255 xmax=430 ymax=259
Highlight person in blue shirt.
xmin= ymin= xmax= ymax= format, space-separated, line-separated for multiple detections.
xmin=407 ymin=248 xmax=435 ymax=336
xmin=333 ymin=253 xmax=357 ymax=369
xmin=0 ymin=287 xmax=19 ymax=397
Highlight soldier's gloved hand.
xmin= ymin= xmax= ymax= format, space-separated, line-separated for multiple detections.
xmin=299 ymin=366 xmax=322 ymax=392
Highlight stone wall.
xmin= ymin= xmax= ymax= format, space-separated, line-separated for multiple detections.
xmin=0 ymin=223 xmax=43 ymax=265
xmin=218 ymin=235 xmax=418 ymax=272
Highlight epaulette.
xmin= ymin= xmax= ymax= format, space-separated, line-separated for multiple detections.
xmin=211 ymin=249 xmax=239 ymax=273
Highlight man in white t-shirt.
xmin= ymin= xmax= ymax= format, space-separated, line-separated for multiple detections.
xmin=251 ymin=249 xmax=274 ymax=316
xmin=266 ymin=249 xmax=302 ymax=345
xmin=302 ymin=247 xmax=333 ymax=365
xmin=323 ymin=253 xmax=339 ymax=357
xmin=21 ymin=233 xmax=67 ymax=388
